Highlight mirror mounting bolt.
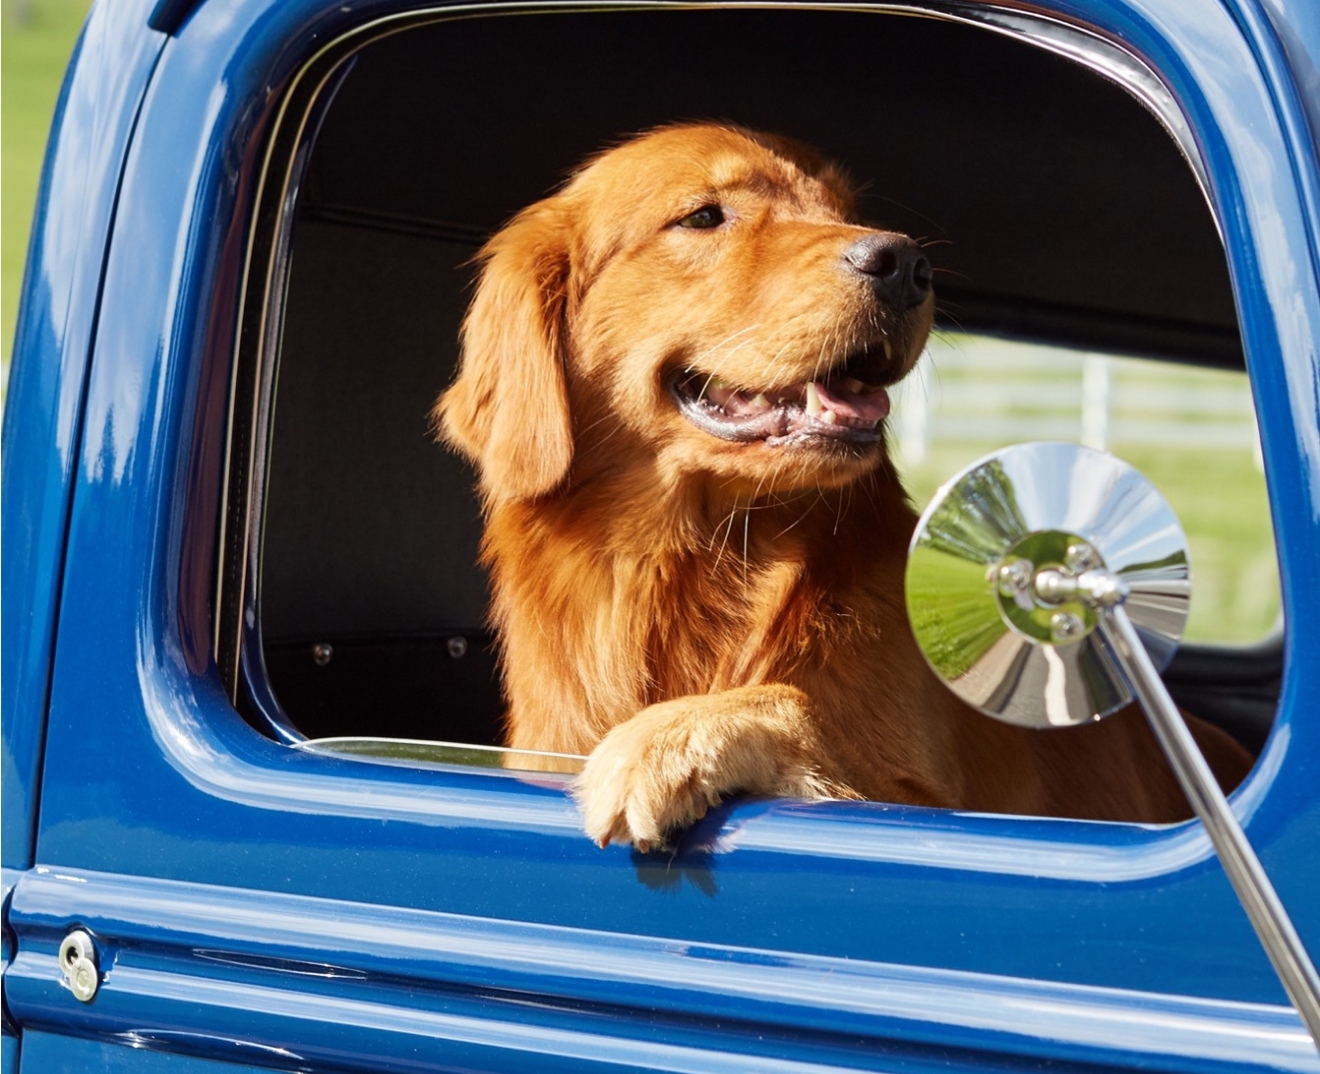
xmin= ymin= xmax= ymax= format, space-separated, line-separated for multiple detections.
xmin=1034 ymin=567 xmax=1128 ymax=610
xmin=996 ymin=558 xmax=1033 ymax=597
xmin=1076 ymin=568 xmax=1128 ymax=608
xmin=1033 ymin=567 xmax=1077 ymax=604
xmin=1064 ymin=541 xmax=1101 ymax=573
xmin=1049 ymin=611 xmax=1086 ymax=643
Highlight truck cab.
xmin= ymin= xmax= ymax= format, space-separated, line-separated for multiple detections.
xmin=4 ymin=0 xmax=1320 ymax=1070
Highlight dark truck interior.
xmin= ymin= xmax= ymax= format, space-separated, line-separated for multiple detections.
xmin=253 ymin=8 xmax=1278 ymax=761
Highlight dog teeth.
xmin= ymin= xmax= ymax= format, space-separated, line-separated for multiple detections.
xmin=805 ymin=381 xmax=824 ymax=416
xmin=843 ymin=377 xmax=866 ymax=394
xmin=882 ymin=340 xmax=893 ymax=363
xmin=750 ymin=393 xmax=771 ymax=410
xmin=821 ymin=409 xmax=837 ymax=424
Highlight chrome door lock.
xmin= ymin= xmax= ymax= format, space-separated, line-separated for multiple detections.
xmin=58 ymin=929 xmax=100 ymax=1002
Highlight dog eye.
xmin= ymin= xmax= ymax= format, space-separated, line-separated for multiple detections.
xmin=676 ymin=205 xmax=725 ymax=229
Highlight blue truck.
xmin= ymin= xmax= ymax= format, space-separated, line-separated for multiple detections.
xmin=4 ymin=0 xmax=1320 ymax=1070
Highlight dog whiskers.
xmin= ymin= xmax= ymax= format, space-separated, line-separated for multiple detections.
xmin=684 ymin=323 xmax=765 ymax=387
xmin=709 ymin=505 xmax=741 ymax=573
xmin=743 ymin=509 xmax=751 ymax=587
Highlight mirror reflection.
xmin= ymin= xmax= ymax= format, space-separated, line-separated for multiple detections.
xmin=906 ymin=442 xmax=1189 ymax=728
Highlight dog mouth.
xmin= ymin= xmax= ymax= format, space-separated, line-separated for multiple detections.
xmin=669 ymin=346 xmax=896 ymax=446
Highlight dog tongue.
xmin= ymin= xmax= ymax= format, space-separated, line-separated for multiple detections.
xmin=817 ymin=378 xmax=891 ymax=423
xmin=703 ymin=375 xmax=891 ymax=427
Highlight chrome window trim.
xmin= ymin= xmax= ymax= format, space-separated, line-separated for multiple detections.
xmin=294 ymin=736 xmax=588 ymax=772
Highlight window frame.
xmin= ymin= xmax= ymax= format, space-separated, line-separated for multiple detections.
xmin=25 ymin=2 xmax=1320 ymax=1059
xmin=223 ymin=0 xmax=1286 ymax=777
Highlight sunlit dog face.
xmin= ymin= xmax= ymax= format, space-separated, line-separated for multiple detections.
xmin=439 ymin=124 xmax=935 ymax=503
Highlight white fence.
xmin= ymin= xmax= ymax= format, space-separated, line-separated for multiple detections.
xmin=892 ymin=334 xmax=1262 ymax=466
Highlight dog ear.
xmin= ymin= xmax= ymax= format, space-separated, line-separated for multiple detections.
xmin=436 ymin=199 xmax=575 ymax=504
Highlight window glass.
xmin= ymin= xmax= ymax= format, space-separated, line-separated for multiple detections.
xmin=891 ymin=334 xmax=1279 ymax=644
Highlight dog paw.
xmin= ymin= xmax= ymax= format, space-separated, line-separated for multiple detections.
xmin=576 ymin=736 xmax=722 ymax=853
xmin=573 ymin=688 xmax=834 ymax=850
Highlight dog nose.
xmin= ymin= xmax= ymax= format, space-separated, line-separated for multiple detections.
xmin=842 ymin=234 xmax=932 ymax=311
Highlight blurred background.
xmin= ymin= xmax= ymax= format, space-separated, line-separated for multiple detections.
xmin=889 ymin=334 xmax=1278 ymax=643
xmin=2 ymin=0 xmax=91 ymax=387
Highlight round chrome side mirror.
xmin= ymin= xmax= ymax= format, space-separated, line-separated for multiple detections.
xmin=905 ymin=442 xmax=1320 ymax=1047
xmin=906 ymin=441 xmax=1189 ymax=728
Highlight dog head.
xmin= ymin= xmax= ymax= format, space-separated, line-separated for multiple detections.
xmin=438 ymin=123 xmax=934 ymax=505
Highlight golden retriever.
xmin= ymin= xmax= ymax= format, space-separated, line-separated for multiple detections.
xmin=437 ymin=123 xmax=1251 ymax=850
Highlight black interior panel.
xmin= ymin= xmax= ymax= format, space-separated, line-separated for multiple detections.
xmin=264 ymin=224 xmax=483 ymax=642
xmin=303 ymin=9 xmax=1241 ymax=365
xmin=264 ymin=633 xmax=502 ymax=743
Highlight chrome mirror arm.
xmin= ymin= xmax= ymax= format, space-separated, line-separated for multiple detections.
xmin=1096 ymin=603 xmax=1320 ymax=1043
xmin=907 ymin=442 xmax=1320 ymax=1049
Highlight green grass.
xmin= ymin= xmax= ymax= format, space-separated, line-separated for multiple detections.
xmin=906 ymin=549 xmax=1005 ymax=680
xmin=1114 ymin=445 xmax=1279 ymax=642
xmin=2 ymin=0 xmax=93 ymax=389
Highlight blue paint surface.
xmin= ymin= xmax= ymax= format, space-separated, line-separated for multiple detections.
xmin=1 ymin=0 xmax=164 ymax=873
xmin=4 ymin=0 xmax=1319 ymax=1068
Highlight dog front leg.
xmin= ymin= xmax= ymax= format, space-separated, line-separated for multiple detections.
xmin=574 ymin=683 xmax=854 ymax=850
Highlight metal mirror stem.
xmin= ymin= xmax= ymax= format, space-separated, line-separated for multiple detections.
xmin=908 ymin=444 xmax=1320 ymax=1049
xmin=1097 ymin=604 xmax=1320 ymax=1044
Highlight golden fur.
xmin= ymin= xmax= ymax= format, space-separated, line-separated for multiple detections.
xmin=437 ymin=123 xmax=1252 ymax=849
